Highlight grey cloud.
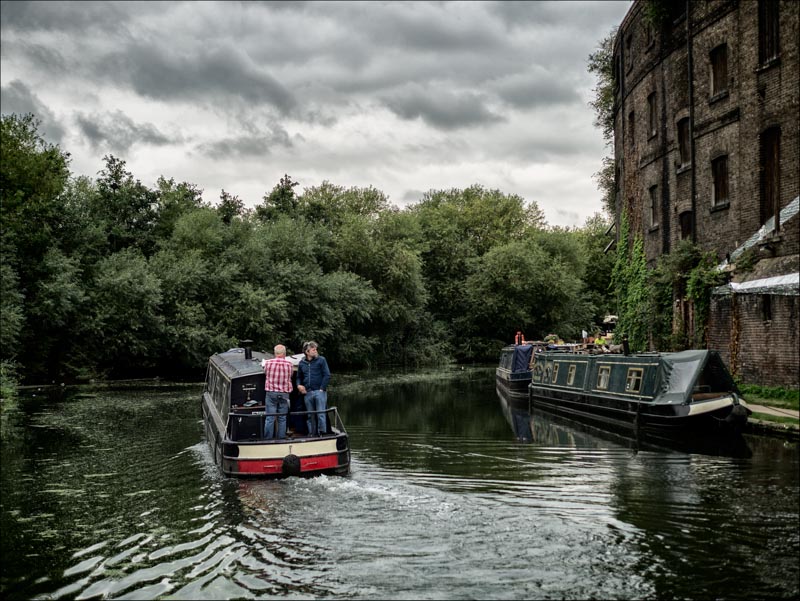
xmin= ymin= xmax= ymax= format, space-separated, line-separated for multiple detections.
xmin=401 ymin=188 xmax=424 ymax=203
xmin=383 ymin=87 xmax=503 ymax=130
xmin=495 ymin=73 xmax=581 ymax=109
xmin=196 ymin=126 xmax=293 ymax=160
xmin=0 ymin=79 xmax=66 ymax=142
xmin=489 ymin=1 xmax=629 ymax=30
xmin=75 ymin=110 xmax=171 ymax=155
xmin=104 ymin=44 xmax=296 ymax=115
xmin=0 ymin=0 xmax=155 ymax=34
xmin=0 ymin=39 xmax=67 ymax=73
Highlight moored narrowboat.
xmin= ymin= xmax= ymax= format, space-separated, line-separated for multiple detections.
xmin=496 ymin=342 xmax=546 ymax=400
xmin=528 ymin=349 xmax=750 ymax=435
xmin=202 ymin=345 xmax=350 ymax=478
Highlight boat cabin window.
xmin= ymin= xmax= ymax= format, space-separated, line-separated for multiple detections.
xmin=567 ymin=364 xmax=577 ymax=386
xmin=597 ymin=365 xmax=611 ymax=389
xmin=625 ymin=368 xmax=644 ymax=393
xmin=533 ymin=363 xmax=544 ymax=382
xmin=552 ymin=363 xmax=560 ymax=383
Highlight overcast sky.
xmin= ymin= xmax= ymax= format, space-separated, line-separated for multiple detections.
xmin=1 ymin=0 xmax=630 ymax=227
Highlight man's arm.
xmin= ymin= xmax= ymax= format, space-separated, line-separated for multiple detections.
xmin=320 ymin=357 xmax=331 ymax=391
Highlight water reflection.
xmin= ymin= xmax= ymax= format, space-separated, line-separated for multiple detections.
xmin=495 ymin=385 xmax=754 ymax=458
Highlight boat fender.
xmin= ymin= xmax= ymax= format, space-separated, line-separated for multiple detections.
xmin=726 ymin=403 xmax=749 ymax=423
xmin=282 ymin=454 xmax=301 ymax=477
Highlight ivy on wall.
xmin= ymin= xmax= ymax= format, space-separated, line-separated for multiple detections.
xmin=612 ymin=212 xmax=726 ymax=352
xmin=611 ymin=210 xmax=651 ymax=351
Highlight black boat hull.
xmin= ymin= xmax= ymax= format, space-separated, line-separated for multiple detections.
xmin=529 ymin=386 xmax=748 ymax=435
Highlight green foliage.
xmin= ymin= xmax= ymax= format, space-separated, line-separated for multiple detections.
xmin=2 ymin=114 xmax=621 ymax=381
xmin=0 ymin=361 xmax=19 ymax=412
xmin=739 ymin=384 xmax=799 ymax=409
xmin=587 ymin=28 xmax=617 ymax=146
xmin=587 ymin=29 xmax=617 ymax=218
xmin=255 ymin=174 xmax=299 ymax=222
xmin=735 ymin=247 xmax=758 ymax=273
xmin=611 ymin=211 xmax=651 ymax=351
xmin=0 ymin=263 xmax=24 ymax=360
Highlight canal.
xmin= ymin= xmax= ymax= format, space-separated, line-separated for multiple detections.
xmin=1 ymin=367 xmax=798 ymax=599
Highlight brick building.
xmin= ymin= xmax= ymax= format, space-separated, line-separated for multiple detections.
xmin=612 ymin=0 xmax=798 ymax=386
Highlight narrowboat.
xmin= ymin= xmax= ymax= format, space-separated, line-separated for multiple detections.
xmin=528 ymin=349 xmax=750 ymax=435
xmin=201 ymin=345 xmax=351 ymax=478
xmin=496 ymin=342 xmax=546 ymax=400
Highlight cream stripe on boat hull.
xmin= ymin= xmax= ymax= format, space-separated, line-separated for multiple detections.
xmin=235 ymin=439 xmax=339 ymax=459
xmin=687 ymin=396 xmax=739 ymax=416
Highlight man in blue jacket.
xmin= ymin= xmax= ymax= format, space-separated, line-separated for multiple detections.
xmin=296 ymin=341 xmax=331 ymax=436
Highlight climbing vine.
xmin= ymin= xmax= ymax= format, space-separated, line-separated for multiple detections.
xmin=612 ymin=216 xmax=725 ymax=352
xmin=611 ymin=210 xmax=651 ymax=351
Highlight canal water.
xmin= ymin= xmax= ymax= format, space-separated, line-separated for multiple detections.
xmin=1 ymin=367 xmax=798 ymax=600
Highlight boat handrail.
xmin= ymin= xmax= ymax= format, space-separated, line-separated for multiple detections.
xmin=228 ymin=406 xmax=348 ymax=435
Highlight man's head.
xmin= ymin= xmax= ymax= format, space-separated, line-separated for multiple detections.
xmin=303 ymin=341 xmax=319 ymax=357
xmin=274 ymin=344 xmax=287 ymax=357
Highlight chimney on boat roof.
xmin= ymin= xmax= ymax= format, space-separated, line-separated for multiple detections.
xmin=241 ymin=339 xmax=253 ymax=360
xmin=622 ymin=334 xmax=630 ymax=356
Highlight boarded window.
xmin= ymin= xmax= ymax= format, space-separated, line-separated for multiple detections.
xmin=626 ymin=368 xmax=644 ymax=393
xmin=679 ymin=210 xmax=693 ymax=240
xmin=762 ymin=295 xmax=772 ymax=322
xmin=567 ymin=364 xmax=577 ymax=386
xmin=712 ymin=155 xmax=729 ymax=206
xmin=710 ymin=44 xmax=728 ymax=96
xmin=629 ymin=111 xmax=635 ymax=147
xmin=760 ymin=127 xmax=781 ymax=230
xmin=597 ymin=365 xmax=611 ymax=390
xmin=625 ymin=35 xmax=633 ymax=71
xmin=759 ymin=0 xmax=780 ymax=64
xmin=677 ymin=118 xmax=691 ymax=166
xmin=649 ymin=185 xmax=658 ymax=227
xmin=647 ymin=92 xmax=657 ymax=137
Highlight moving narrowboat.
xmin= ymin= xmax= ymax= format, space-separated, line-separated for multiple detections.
xmin=528 ymin=349 xmax=750 ymax=435
xmin=202 ymin=345 xmax=351 ymax=478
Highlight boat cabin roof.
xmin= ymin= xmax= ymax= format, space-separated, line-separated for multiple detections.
xmin=534 ymin=349 xmax=738 ymax=405
xmin=210 ymin=348 xmax=271 ymax=380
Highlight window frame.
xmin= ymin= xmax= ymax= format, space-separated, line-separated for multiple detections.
xmin=758 ymin=0 xmax=780 ymax=66
xmin=712 ymin=155 xmax=729 ymax=207
xmin=710 ymin=44 xmax=728 ymax=97
xmin=625 ymin=368 xmax=644 ymax=393
xmin=567 ymin=364 xmax=577 ymax=386
xmin=649 ymin=185 xmax=659 ymax=227
xmin=677 ymin=118 xmax=691 ymax=167
xmin=760 ymin=127 xmax=781 ymax=230
xmin=597 ymin=365 xmax=611 ymax=390
xmin=647 ymin=92 xmax=657 ymax=138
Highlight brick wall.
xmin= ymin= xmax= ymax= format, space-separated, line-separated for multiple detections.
xmin=613 ymin=0 xmax=799 ymax=386
xmin=710 ymin=293 xmax=799 ymax=387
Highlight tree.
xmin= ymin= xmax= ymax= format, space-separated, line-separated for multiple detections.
xmin=91 ymin=155 xmax=159 ymax=254
xmin=217 ymin=189 xmax=245 ymax=224
xmin=80 ymin=248 xmax=164 ymax=375
xmin=254 ymin=173 xmax=299 ymax=222
xmin=588 ymin=28 xmax=618 ymax=217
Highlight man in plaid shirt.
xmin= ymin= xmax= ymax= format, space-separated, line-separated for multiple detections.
xmin=263 ymin=344 xmax=294 ymax=439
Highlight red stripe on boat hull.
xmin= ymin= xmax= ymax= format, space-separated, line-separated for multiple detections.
xmin=233 ymin=453 xmax=341 ymax=476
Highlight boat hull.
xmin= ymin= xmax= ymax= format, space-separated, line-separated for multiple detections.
xmin=495 ymin=368 xmax=531 ymax=400
xmin=529 ymin=385 xmax=749 ymax=435
xmin=203 ymin=401 xmax=350 ymax=478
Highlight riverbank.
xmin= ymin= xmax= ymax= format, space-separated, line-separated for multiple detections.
xmin=745 ymin=403 xmax=800 ymax=441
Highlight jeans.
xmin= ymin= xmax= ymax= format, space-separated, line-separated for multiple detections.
xmin=264 ymin=392 xmax=290 ymax=439
xmin=304 ymin=390 xmax=327 ymax=436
